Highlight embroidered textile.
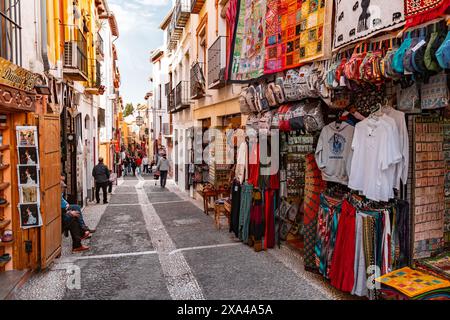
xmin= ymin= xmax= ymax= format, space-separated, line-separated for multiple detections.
xmin=333 ymin=0 xmax=405 ymax=50
xmin=230 ymin=0 xmax=267 ymax=82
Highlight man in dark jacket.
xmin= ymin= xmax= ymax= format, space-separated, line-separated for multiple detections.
xmin=92 ymin=157 xmax=110 ymax=204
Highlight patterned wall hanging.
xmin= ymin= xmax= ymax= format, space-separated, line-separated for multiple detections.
xmin=405 ymin=0 xmax=450 ymax=28
xmin=333 ymin=0 xmax=405 ymax=50
xmin=229 ymin=0 xmax=267 ymax=82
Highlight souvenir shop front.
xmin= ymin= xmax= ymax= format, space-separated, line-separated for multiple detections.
xmin=0 ymin=57 xmax=62 ymax=278
xmin=224 ymin=0 xmax=450 ymax=300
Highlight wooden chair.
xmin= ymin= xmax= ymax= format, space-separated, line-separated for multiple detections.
xmin=214 ymin=201 xmax=230 ymax=230
xmin=201 ymin=183 xmax=217 ymax=215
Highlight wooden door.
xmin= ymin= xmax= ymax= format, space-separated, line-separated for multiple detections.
xmin=38 ymin=114 xmax=62 ymax=269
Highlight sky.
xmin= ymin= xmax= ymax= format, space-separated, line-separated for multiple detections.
xmin=109 ymin=0 xmax=173 ymax=106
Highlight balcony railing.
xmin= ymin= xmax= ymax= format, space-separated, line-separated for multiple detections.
xmin=63 ymin=28 xmax=88 ymax=81
xmin=0 ymin=1 xmax=22 ymax=66
xmin=167 ymin=89 xmax=175 ymax=113
xmin=175 ymin=81 xmax=190 ymax=110
xmin=190 ymin=62 xmax=206 ymax=99
xmin=208 ymin=36 xmax=227 ymax=89
xmin=175 ymin=0 xmax=190 ymax=28
xmin=191 ymin=0 xmax=205 ymax=14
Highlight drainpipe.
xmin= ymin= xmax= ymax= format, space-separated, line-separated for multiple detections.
xmin=40 ymin=0 xmax=50 ymax=71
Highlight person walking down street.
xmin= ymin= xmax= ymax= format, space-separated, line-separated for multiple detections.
xmin=135 ymin=156 xmax=142 ymax=176
xmin=108 ymin=170 xmax=117 ymax=193
xmin=142 ymin=155 xmax=149 ymax=174
xmin=92 ymin=157 xmax=110 ymax=204
xmin=131 ymin=157 xmax=137 ymax=176
xmin=156 ymin=154 xmax=170 ymax=188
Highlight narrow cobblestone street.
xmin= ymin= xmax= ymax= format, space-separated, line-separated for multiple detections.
xmin=13 ymin=176 xmax=347 ymax=300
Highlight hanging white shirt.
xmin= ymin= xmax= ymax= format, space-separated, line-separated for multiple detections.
xmin=383 ymin=107 xmax=409 ymax=189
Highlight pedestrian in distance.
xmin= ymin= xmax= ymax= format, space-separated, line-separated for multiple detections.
xmin=142 ymin=155 xmax=149 ymax=175
xmin=156 ymin=153 xmax=170 ymax=188
xmin=135 ymin=156 xmax=142 ymax=175
xmin=131 ymin=157 xmax=137 ymax=176
xmin=92 ymin=157 xmax=110 ymax=204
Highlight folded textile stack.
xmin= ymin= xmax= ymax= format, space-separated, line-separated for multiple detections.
xmin=415 ymin=252 xmax=450 ymax=281
xmin=375 ymin=267 xmax=450 ymax=300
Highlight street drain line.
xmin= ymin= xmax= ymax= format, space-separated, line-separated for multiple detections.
xmin=135 ymin=176 xmax=205 ymax=300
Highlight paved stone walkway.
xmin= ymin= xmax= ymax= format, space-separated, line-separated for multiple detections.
xmin=13 ymin=176 xmax=350 ymax=300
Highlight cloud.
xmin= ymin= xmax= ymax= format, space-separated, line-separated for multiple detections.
xmin=135 ymin=0 xmax=170 ymax=6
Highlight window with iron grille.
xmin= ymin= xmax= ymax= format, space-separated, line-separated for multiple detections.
xmin=0 ymin=0 xmax=22 ymax=66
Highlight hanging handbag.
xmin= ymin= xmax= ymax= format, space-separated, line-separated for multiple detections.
xmin=283 ymin=69 xmax=303 ymax=101
xmin=258 ymin=110 xmax=273 ymax=136
xmin=381 ymin=38 xmax=402 ymax=79
xmin=392 ymin=32 xmax=412 ymax=74
xmin=268 ymin=82 xmax=285 ymax=105
xmin=424 ymin=21 xmax=447 ymax=74
xmin=278 ymin=104 xmax=293 ymax=132
xmin=303 ymin=100 xmax=325 ymax=133
xmin=245 ymin=85 xmax=259 ymax=112
xmin=421 ymin=72 xmax=449 ymax=110
xmin=288 ymin=103 xmax=307 ymax=133
xmin=436 ymin=29 xmax=450 ymax=70
xmin=411 ymin=27 xmax=429 ymax=74
xmin=239 ymin=88 xmax=252 ymax=114
xmin=256 ymin=84 xmax=269 ymax=111
xmin=396 ymin=82 xmax=420 ymax=113
xmin=344 ymin=43 xmax=368 ymax=82
xmin=403 ymin=29 xmax=421 ymax=75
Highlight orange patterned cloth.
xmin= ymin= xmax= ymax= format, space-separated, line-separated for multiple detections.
xmin=375 ymin=267 xmax=450 ymax=298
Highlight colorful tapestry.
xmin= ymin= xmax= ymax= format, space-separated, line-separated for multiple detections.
xmin=333 ymin=0 xmax=405 ymax=50
xmin=405 ymin=0 xmax=450 ymax=28
xmin=264 ymin=0 xmax=333 ymax=74
xmin=229 ymin=0 xmax=267 ymax=82
xmin=264 ymin=0 xmax=283 ymax=74
xmin=375 ymin=267 xmax=450 ymax=298
xmin=416 ymin=252 xmax=450 ymax=280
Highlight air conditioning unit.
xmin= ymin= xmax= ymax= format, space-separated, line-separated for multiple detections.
xmin=64 ymin=42 xmax=79 ymax=68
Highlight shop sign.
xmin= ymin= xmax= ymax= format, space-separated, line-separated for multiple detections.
xmin=0 ymin=57 xmax=39 ymax=92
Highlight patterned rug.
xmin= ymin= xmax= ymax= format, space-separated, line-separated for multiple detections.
xmin=375 ymin=267 xmax=450 ymax=298
xmin=229 ymin=0 xmax=267 ymax=82
xmin=264 ymin=0 xmax=333 ymax=74
xmin=405 ymin=0 xmax=450 ymax=28
xmin=333 ymin=0 xmax=405 ymax=50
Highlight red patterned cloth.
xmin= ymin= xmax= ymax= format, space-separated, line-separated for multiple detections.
xmin=405 ymin=0 xmax=450 ymax=28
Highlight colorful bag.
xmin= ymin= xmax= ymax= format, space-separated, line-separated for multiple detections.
xmin=259 ymin=110 xmax=273 ymax=136
xmin=246 ymin=113 xmax=261 ymax=133
xmin=411 ymin=28 xmax=428 ymax=74
xmin=298 ymin=65 xmax=318 ymax=99
xmin=344 ymin=43 xmax=368 ymax=82
xmin=396 ymin=83 xmax=420 ymax=113
xmin=361 ymin=43 xmax=384 ymax=84
xmin=421 ymin=72 xmax=449 ymax=109
xmin=424 ymin=21 xmax=447 ymax=73
xmin=303 ymin=101 xmax=325 ymax=133
xmin=326 ymin=57 xmax=341 ymax=89
xmin=393 ymin=32 xmax=412 ymax=74
xmin=264 ymin=83 xmax=278 ymax=107
xmin=381 ymin=38 xmax=402 ymax=79
xmin=436 ymin=30 xmax=450 ymax=70
xmin=256 ymin=84 xmax=270 ymax=111
xmin=268 ymin=82 xmax=285 ymax=105
xmin=403 ymin=29 xmax=421 ymax=75
xmin=239 ymin=88 xmax=252 ymax=114
xmin=245 ymin=85 xmax=259 ymax=113
xmin=278 ymin=104 xmax=293 ymax=132
xmin=283 ymin=69 xmax=302 ymax=101
xmin=288 ymin=103 xmax=307 ymax=133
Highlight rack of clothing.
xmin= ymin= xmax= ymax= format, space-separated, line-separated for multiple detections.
xmin=312 ymin=189 xmax=411 ymax=299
